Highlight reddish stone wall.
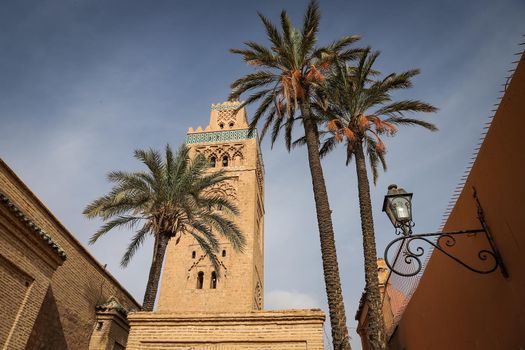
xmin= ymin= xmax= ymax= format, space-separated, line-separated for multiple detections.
xmin=388 ymin=54 xmax=525 ymax=349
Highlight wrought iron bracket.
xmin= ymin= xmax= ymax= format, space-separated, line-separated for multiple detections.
xmin=384 ymin=187 xmax=508 ymax=278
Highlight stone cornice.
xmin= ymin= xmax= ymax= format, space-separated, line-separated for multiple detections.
xmin=0 ymin=192 xmax=67 ymax=261
xmin=128 ymin=309 xmax=325 ymax=324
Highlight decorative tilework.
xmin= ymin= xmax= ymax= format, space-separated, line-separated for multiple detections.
xmin=211 ymin=103 xmax=241 ymax=111
xmin=185 ymin=129 xmax=257 ymax=144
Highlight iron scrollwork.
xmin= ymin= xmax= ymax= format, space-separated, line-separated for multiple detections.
xmin=384 ymin=187 xmax=508 ymax=278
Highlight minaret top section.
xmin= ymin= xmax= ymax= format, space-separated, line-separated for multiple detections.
xmin=188 ymin=101 xmax=249 ymax=133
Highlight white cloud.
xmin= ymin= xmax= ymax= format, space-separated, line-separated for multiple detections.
xmin=265 ymin=290 xmax=319 ymax=310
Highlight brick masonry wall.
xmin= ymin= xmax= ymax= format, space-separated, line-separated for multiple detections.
xmin=127 ymin=310 xmax=325 ymax=350
xmin=0 ymin=201 xmax=61 ymax=349
xmin=0 ymin=160 xmax=140 ymax=349
xmin=88 ymin=311 xmax=130 ymax=350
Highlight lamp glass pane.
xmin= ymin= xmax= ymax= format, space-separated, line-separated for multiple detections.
xmin=392 ymin=197 xmax=411 ymax=222
xmin=395 ymin=205 xmax=409 ymax=219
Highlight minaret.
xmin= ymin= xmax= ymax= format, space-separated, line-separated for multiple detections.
xmin=128 ymin=101 xmax=324 ymax=350
xmin=157 ymin=101 xmax=265 ymax=312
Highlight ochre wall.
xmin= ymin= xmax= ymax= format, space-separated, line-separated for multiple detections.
xmin=0 ymin=160 xmax=140 ymax=349
xmin=157 ymin=102 xmax=265 ymax=313
xmin=88 ymin=310 xmax=131 ymax=350
xmin=389 ymin=54 xmax=525 ymax=349
xmin=0 ymin=201 xmax=62 ymax=349
xmin=127 ymin=310 xmax=325 ymax=350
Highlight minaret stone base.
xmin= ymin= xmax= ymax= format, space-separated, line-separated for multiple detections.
xmin=126 ymin=309 xmax=325 ymax=349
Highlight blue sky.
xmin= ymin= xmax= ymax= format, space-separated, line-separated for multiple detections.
xmin=1 ymin=0 xmax=523 ymax=348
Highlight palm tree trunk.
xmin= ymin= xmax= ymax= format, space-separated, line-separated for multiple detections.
xmin=354 ymin=140 xmax=386 ymax=349
xmin=142 ymin=234 xmax=169 ymax=311
xmin=300 ymin=100 xmax=351 ymax=350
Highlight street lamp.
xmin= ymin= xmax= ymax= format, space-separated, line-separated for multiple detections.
xmin=382 ymin=185 xmax=508 ymax=278
xmin=382 ymin=184 xmax=413 ymax=234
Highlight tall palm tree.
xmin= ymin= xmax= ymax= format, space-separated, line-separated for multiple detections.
xmin=312 ymin=50 xmax=437 ymax=349
xmin=84 ymin=144 xmax=245 ymax=311
xmin=229 ymin=2 xmax=361 ymax=349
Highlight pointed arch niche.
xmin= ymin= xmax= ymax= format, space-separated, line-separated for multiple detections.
xmin=194 ymin=145 xmax=245 ymax=168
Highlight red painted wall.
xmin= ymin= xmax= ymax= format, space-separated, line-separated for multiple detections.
xmin=389 ymin=53 xmax=525 ymax=349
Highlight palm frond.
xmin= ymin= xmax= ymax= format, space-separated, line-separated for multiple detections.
xmin=230 ymin=72 xmax=278 ymax=100
xmin=269 ymin=108 xmax=286 ymax=148
xmin=292 ymin=135 xmax=307 ymax=148
xmin=360 ymin=51 xmax=381 ymax=87
xmin=191 ymin=231 xmax=221 ymax=279
xmin=134 ymin=148 xmax=163 ymax=181
xmin=376 ymin=100 xmax=438 ymax=117
xmin=319 ymin=135 xmax=338 ymax=158
xmin=300 ymin=0 xmax=320 ymax=62
xmin=257 ymin=12 xmax=284 ymax=50
xmin=329 ymin=35 xmax=361 ymax=53
xmin=258 ymin=106 xmax=277 ymax=140
xmin=376 ymin=69 xmax=419 ymax=91
xmin=89 ymin=215 xmax=142 ymax=244
xmin=120 ymin=223 xmax=152 ymax=267
xmin=383 ymin=116 xmax=438 ymax=131
xmin=243 ymin=91 xmax=275 ymax=137
xmin=203 ymin=212 xmax=245 ymax=252
xmin=284 ymin=113 xmax=296 ymax=151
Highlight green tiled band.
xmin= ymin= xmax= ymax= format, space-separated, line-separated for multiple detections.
xmin=185 ymin=129 xmax=257 ymax=144
xmin=211 ymin=103 xmax=241 ymax=111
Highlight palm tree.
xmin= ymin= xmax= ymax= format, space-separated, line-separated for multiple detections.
xmin=84 ymin=144 xmax=245 ymax=311
xmin=312 ymin=49 xmax=437 ymax=349
xmin=229 ymin=2 xmax=362 ymax=349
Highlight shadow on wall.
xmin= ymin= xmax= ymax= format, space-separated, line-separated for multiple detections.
xmin=83 ymin=271 xmax=109 ymax=307
xmin=26 ymin=287 xmax=68 ymax=349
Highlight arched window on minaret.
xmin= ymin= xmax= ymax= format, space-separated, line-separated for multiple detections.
xmin=197 ymin=272 xmax=204 ymax=289
xmin=192 ymin=251 xmax=196 ymax=259
xmin=229 ymin=121 xmax=234 ymax=128
xmin=222 ymin=155 xmax=229 ymax=167
xmin=210 ymin=271 xmax=217 ymax=289
xmin=210 ymin=156 xmax=216 ymax=167
xmin=233 ymin=151 xmax=243 ymax=166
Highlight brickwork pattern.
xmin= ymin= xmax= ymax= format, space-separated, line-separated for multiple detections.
xmin=0 ymin=201 xmax=60 ymax=350
xmin=0 ymin=160 xmax=140 ymax=349
xmin=127 ymin=310 xmax=325 ymax=350
xmin=88 ymin=310 xmax=130 ymax=350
